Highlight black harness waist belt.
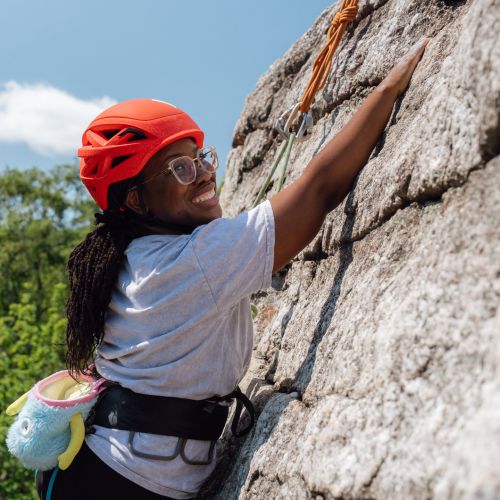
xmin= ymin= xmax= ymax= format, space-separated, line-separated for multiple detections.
xmin=90 ymin=384 xmax=255 ymax=441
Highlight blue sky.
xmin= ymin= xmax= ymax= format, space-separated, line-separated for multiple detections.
xmin=0 ymin=0 xmax=334 ymax=181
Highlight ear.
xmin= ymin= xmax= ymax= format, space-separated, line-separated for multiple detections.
xmin=125 ymin=188 xmax=146 ymax=215
xmin=6 ymin=391 xmax=30 ymax=416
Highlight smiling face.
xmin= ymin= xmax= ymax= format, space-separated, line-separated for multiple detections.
xmin=125 ymin=138 xmax=222 ymax=231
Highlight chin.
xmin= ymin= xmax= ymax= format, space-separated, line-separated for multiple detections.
xmin=213 ymin=205 xmax=223 ymax=218
xmin=191 ymin=206 xmax=222 ymax=226
xmin=205 ymin=207 xmax=223 ymax=223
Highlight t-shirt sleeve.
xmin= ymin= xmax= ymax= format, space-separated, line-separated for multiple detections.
xmin=190 ymin=200 xmax=275 ymax=312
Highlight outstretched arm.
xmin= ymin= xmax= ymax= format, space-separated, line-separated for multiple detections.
xmin=270 ymin=38 xmax=430 ymax=273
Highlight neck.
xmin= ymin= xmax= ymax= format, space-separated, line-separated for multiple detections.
xmin=131 ymin=214 xmax=195 ymax=237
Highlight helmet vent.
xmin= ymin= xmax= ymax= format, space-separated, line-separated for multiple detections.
xmin=101 ymin=129 xmax=121 ymax=140
xmin=111 ymin=155 xmax=132 ymax=168
xmin=118 ymin=127 xmax=147 ymax=141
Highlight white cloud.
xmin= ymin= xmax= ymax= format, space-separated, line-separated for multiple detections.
xmin=0 ymin=81 xmax=117 ymax=156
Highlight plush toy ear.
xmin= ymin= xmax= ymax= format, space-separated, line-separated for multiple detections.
xmin=5 ymin=391 xmax=30 ymax=416
xmin=58 ymin=413 xmax=85 ymax=470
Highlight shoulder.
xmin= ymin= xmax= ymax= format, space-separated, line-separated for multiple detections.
xmin=191 ymin=200 xmax=275 ymax=244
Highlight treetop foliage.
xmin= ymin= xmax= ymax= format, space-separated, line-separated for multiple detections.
xmin=0 ymin=163 xmax=95 ymax=499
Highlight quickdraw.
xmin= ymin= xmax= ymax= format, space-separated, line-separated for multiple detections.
xmin=253 ymin=0 xmax=359 ymax=207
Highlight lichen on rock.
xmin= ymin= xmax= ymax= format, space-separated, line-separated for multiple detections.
xmin=200 ymin=0 xmax=500 ymax=498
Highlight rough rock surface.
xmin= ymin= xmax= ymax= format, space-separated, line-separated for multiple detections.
xmin=200 ymin=1 xmax=500 ymax=498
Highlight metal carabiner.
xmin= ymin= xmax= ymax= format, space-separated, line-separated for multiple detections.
xmin=295 ymin=111 xmax=313 ymax=141
xmin=274 ymin=102 xmax=313 ymax=141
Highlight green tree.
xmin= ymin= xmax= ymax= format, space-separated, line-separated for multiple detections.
xmin=0 ymin=164 xmax=94 ymax=317
xmin=0 ymin=164 xmax=94 ymax=499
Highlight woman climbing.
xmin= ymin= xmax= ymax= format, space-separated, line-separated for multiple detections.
xmin=36 ymin=37 xmax=429 ymax=499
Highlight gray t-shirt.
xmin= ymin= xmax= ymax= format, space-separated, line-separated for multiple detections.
xmin=86 ymin=200 xmax=275 ymax=498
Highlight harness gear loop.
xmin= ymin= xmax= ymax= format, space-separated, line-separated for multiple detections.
xmin=221 ymin=386 xmax=256 ymax=438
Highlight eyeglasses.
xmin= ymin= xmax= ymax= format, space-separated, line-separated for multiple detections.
xmin=136 ymin=145 xmax=218 ymax=187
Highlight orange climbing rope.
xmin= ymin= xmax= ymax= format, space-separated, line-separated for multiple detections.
xmin=299 ymin=0 xmax=359 ymax=114
xmin=253 ymin=1 xmax=359 ymax=207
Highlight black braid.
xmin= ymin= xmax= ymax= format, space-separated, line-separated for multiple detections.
xmin=65 ymin=210 xmax=133 ymax=375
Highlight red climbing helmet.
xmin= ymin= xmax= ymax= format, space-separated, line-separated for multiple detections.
xmin=78 ymin=98 xmax=204 ymax=210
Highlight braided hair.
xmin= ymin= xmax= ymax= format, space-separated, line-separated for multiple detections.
xmin=65 ymin=209 xmax=134 ymax=375
xmin=65 ymin=176 xmax=147 ymax=375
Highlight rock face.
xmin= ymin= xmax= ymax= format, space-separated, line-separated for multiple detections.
xmin=201 ymin=1 xmax=500 ymax=498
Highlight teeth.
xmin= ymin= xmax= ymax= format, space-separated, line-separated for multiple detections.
xmin=192 ymin=188 xmax=215 ymax=204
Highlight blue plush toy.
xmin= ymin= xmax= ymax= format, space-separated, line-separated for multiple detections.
xmin=5 ymin=370 xmax=105 ymax=471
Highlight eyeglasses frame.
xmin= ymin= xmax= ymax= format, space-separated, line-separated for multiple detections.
xmin=131 ymin=144 xmax=218 ymax=189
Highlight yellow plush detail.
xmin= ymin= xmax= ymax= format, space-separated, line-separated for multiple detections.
xmin=40 ymin=377 xmax=92 ymax=401
xmin=5 ymin=391 xmax=29 ymax=416
xmin=58 ymin=413 xmax=85 ymax=470
xmin=63 ymin=382 xmax=92 ymax=401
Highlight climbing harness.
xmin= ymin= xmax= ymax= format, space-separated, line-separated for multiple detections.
xmin=253 ymin=0 xmax=359 ymax=207
xmin=88 ymin=381 xmax=255 ymax=466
